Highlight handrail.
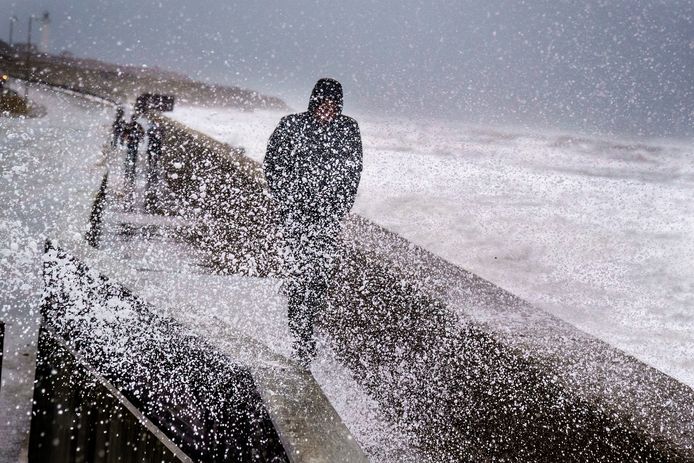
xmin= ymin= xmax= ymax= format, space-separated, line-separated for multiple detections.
xmin=29 ymin=324 xmax=193 ymax=462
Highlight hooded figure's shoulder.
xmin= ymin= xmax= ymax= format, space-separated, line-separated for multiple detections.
xmin=336 ymin=114 xmax=360 ymax=131
xmin=278 ymin=112 xmax=311 ymax=128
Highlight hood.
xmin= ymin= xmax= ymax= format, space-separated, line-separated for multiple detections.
xmin=308 ymin=78 xmax=343 ymax=115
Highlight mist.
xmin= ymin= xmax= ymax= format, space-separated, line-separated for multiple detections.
xmin=2 ymin=0 xmax=692 ymax=137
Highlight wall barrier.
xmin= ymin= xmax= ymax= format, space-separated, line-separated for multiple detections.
xmin=151 ymin=114 xmax=281 ymax=276
xmin=29 ymin=326 xmax=192 ymax=463
xmin=331 ymin=217 xmax=694 ymax=461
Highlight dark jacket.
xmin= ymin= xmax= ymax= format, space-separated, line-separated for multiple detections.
xmin=264 ymin=79 xmax=363 ymax=223
xmin=146 ymin=123 xmax=163 ymax=155
xmin=124 ymin=120 xmax=144 ymax=150
xmin=112 ymin=109 xmax=125 ymax=134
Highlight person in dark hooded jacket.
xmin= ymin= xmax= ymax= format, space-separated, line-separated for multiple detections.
xmin=264 ymin=78 xmax=363 ymax=366
xmin=111 ymin=107 xmax=126 ymax=148
xmin=144 ymin=121 xmax=163 ymax=211
xmin=123 ymin=114 xmax=144 ymax=209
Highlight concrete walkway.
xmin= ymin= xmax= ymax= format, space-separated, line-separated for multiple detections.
xmin=0 ymin=83 xmax=112 ymax=462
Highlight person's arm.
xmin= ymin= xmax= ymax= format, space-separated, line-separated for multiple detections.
xmin=339 ymin=119 xmax=363 ymax=217
xmin=263 ymin=116 xmax=294 ymax=205
xmin=135 ymin=123 xmax=145 ymax=141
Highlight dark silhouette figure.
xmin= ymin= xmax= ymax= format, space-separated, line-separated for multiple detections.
xmin=264 ymin=78 xmax=363 ymax=366
xmin=145 ymin=121 xmax=164 ymax=212
xmin=111 ymin=107 xmax=125 ymax=148
xmin=123 ymin=115 xmax=144 ymax=209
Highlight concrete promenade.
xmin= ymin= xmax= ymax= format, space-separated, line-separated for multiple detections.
xmin=0 ymin=83 xmax=111 ymax=462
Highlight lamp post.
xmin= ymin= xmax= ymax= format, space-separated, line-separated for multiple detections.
xmin=39 ymin=12 xmax=50 ymax=54
xmin=9 ymin=15 xmax=17 ymax=46
xmin=27 ymin=15 xmax=34 ymax=53
xmin=25 ymin=14 xmax=36 ymax=98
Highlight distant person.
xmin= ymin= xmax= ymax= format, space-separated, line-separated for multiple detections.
xmin=264 ymin=78 xmax=363 ymax=367
xmin=111 ymin=107 xmax=126 ymax=148
xmin=144 ymin=121 xmax=164 ymax=211
xmin=123 ymin=114 xmax=144 ymax=208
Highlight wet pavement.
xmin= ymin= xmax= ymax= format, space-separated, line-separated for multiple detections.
xmin=0 ymin=82 xmax=112 ymax=463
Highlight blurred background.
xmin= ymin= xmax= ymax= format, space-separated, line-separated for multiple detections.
xmin=2 ymin=0 xmax=692 ymax=138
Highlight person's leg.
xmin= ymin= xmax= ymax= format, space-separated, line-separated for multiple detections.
xmin=298 ymin=269 xmax=325 ymax=360
xmin=283 ymin=220 xmax=319 ymax=366
xmin=125 ymin=146 xmax=137 ymax=181
xmin=144 ymin=150 xmax=154 ymax=210
xmin=287 ymin=283 xmax=317 ymax=366
xmin=124 ymin=146 xmax=137 ymax=209
xmin=285 ymin=221 xmax=339 ymax=366
xmin=284 ymin=227 xmax=312 ymax=365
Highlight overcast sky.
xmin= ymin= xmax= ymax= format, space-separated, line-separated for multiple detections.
xmin=2 ymin=0 xmax=693 ymax=137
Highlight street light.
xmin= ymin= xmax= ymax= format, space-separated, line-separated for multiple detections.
xmin=9 ymin=15 xmax=17 ymax=46
xmin=39 ymin=12 xmax=50 ymax=54
xmin=27 ymin=14 xmax=35 ymax=53
xmin=25 ymin=14 xmax=36 ymax=98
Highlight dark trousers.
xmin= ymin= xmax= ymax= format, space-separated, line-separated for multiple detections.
xmin=144 ymin=149 xmax=159 ymax=211
xmin=112 ymin=126 xmax=124 ymax=148
xmin=282 ymin=216 xmax=340 ymax=364
xmin=125 ymin=146 xmax=138 ymax=182
xmin=124 ymin=144 xmax=138 ymax=207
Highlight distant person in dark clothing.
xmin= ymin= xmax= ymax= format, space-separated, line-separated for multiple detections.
xmin=264 ymin=78 xmax=363 ymax=367
xmin=144 ymin=121 xmax=164 ymax=211
xmin=111 ymin=107 xmax=125 ymax=148
xmin=123 ymin=115 xmax=144 ymax=208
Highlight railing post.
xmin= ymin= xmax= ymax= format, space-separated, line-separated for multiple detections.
xmin=0 ymin=320 xmax=4 ymax=390
xmin=85 ymin=171 xmax=109 ymax=248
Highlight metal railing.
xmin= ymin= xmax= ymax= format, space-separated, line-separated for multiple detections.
xmin=29 ymin=325 xmax=192 ymax=463
xmin=33 ymin=239 xmax=288 ymax=462
xmin=0 ymin=320 xmax=4 ymax=390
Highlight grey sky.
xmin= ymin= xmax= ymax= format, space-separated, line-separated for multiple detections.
xmin=2 ymin=0 xmax=693 ymax=137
